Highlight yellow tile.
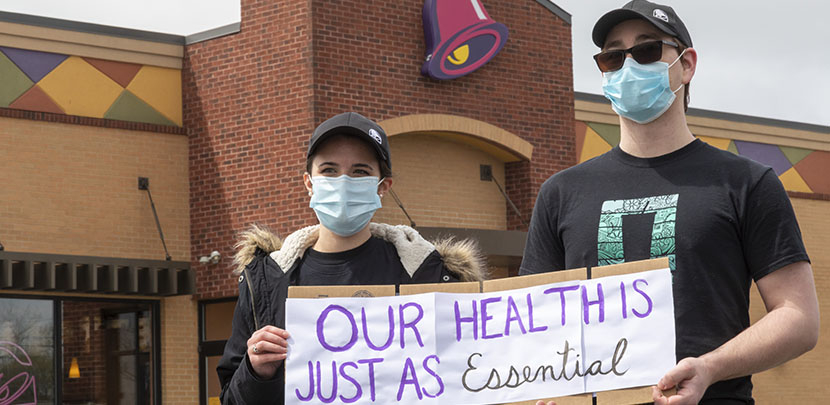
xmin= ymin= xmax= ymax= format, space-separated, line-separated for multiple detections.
xmin=696 ymin=135 xmax=731 ymax=150
xmin=37 ymin=56 xmax=123 ymax=118
xmin=779 ymin=167 xmax=812 ymax=193
xmin=579 ymin=126 xmax=612 ymax=163
xmin=127 ymin=66 xmax=182 ymax=125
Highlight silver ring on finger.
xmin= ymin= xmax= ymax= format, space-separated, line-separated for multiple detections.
xmin=252 ymin=343 xmax=259 ymax=354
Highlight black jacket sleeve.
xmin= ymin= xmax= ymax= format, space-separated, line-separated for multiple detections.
xmin=217 ymin=254 xmax=286 ymax=404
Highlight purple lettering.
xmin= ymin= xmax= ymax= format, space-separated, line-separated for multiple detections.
xmin=632 ymin=279 xmax=653 ymax=318
xmin=543 ymin=285 xmax=579 ymax=325
xmin=396 ymin=357 xmax=423 ymax=401
xmin=504 ymin=296 xmax=527 ymax=336
xmin=582 ymin=284 xmax=605 ymax=324
xmin=361 ymin=306 xmax=394 ymax=351
xmin=527 ymin=293 xmax=548 ymax=332
xmin=620 ymin=281 xmax=628 ymax=319
xmin=454 ymin=300 xmax=478 ymax=341
xmin=422 ymin=355 xmax=444 ymax=398
xmin=317 ymin=305 xmax=358 ymax=352
xmin=315 ymin=361 xmax=338 ymax=403
xmin=357 ymin=358 xmax=383 ymax=401
xmin=399 ymin=302 xmax=425 ymax=349
xmin=481 ymin=296 xmax=503 ymax=339
xmin=338 ymin=362 xmax=362 ymax=403
xmin=295 ymin=361 xmax=315 ymax=401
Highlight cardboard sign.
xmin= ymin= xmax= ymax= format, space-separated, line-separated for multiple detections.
xmin=284 ymin=262 xmax=675 ymax=404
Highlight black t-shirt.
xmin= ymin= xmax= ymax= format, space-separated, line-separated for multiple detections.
xmin=296 ymin=236 xmax=411 ymax=286
xmin=520 ymin=139 xmax=809 ymax=402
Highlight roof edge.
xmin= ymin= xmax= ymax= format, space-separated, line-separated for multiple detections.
xmin=0 ymin=10 xmax=185 ymax=45
xmin=574 ymin=91 xmax=830 ymax=134
xmin=185 ymin=22 xmax=241 ymax=45
xmin=536 ymin=0 xmax=572 ymax=25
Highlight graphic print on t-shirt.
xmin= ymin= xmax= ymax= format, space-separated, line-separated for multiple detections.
xmin=597 ymin=194 xmax=678 ymax=270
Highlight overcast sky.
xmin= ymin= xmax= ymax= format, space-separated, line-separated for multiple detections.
xmin=1 ymin=0 xmax=827 ymax=126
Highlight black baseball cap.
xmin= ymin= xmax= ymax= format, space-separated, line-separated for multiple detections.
xmin=307 ymin=112 xmax=391 ymax=168
xmin=592 ymin=0 xmax=692 ymax=48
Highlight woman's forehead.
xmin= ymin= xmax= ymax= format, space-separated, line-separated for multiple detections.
xmin=312 ymin=134 xmax=380 ymax=165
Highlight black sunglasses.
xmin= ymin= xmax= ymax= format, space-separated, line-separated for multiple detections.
xmin=593 ymin=40 xmax=679 ymax=72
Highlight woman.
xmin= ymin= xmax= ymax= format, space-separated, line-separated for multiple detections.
xmin=217 ymin=112 xmax=487 ymax=404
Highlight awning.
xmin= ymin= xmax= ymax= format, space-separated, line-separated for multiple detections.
xmin=0 ymin=251 xmax=193 ymax=296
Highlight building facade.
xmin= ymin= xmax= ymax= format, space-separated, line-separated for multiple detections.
xmin=0 ymin=0 xmax=827 ymax=403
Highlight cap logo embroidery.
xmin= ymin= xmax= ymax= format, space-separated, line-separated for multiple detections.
xmin=368 ymin=128 xmax=383 ymax=145
xmin=653 ymin=9 xmax=669 ymax=23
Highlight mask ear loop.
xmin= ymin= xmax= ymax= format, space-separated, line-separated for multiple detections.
xmin=668 ymin=48 xmax=688 ymax=94
xmin=377 ymin=177 xmax=386 ymax=197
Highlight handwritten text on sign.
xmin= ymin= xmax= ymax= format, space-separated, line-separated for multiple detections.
xmin=285 ymin=268 xmax=675 ymax=404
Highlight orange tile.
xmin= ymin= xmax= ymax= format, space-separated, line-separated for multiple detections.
xmin=794 ymin=150 xmax=830 ymax=194
xmin=8 ymin=85 xmax=64 ymax=114
xmin=83 ymin=57 xmax=142 ymax=87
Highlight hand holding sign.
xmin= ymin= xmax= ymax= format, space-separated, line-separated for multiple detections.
xmin=247 ymin=325 xmax=290 ymax=379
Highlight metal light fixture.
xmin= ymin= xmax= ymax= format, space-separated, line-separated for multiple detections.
xmin=69 ymin=357 xmax=80 ymax=378
xmin=199 ymin=251 xmax=221 ymax=264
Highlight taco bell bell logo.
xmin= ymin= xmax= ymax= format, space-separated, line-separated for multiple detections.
xmin=421 ymin=0 xmax=509 ymax=80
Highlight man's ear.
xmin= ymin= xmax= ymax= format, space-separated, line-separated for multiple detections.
xmin=681 ymin=47 xmax=697 ymax=84
xmin=378 ymin=177 xmax=394 ymax=197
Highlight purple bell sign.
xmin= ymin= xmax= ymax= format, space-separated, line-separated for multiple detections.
xmin=421 ymin=0 xmax=509 ymax=80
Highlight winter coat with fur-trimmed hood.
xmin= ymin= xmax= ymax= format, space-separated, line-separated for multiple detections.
xmin=217 ymin=223 xmax=487 ymax=404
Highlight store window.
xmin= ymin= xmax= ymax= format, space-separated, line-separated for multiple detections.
xmin=0 ymin=295 xmax=159 ymax=404
xmin=62 ymin=301 xmax=157 ymax=404
xmin=0 ymin=297 xmax=55 ymax=403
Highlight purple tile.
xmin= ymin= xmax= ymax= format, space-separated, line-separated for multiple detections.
xmin=0 ymin=47 xmax=68 ymax=82
xmin=733 ymin=140 xmax=792 ymax=175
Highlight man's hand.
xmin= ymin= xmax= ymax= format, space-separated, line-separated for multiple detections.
xmin=247 ymin=325 xmax=290 ymax=380
xmin=652 ymin=356 xmax=713 ymax=405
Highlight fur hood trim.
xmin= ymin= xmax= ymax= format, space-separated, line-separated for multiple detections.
xmin=233 ymin=223 xmax=487 ymax=281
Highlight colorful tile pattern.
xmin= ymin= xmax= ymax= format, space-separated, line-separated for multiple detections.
xmin=0 ymin=50 xmax=34 ymax=107
xmin=0 ymin=45 xmax=181 ymax=126
xmin=0 ymin=46 xmax=67 ymax=82
xmin=575 ymin=120 xmax=830 ymax=195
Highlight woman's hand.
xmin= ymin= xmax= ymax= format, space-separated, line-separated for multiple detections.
xmin=247 ymin=325 xmax=290 ymax=380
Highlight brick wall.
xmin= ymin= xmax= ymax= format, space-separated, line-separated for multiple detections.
xmin=311 ymin=0 xmax=575 ymax=231
xmin=183 ymin=0 xmax=316 ymax=299
xmin=185 ymin=0 xmax=574 ymax=298
xmin=749 ymin=197 xmax=830 ymax=402
xmin=0 ymin=116 xmax=190 ymax=260
xmin=161 ymin=295 xmax=199 ymax=404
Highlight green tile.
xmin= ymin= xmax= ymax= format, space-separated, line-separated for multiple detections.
xmin=587 ymin=122 xmax=621 ymax=147
xmin=727 ymin=141 xmax=739 ymax=155
xmin=779 ymin=145 xmax=813 ymax=166
xmin=104 ymin=90 xmax=177 ymax=126
xmin=0 ymin=51 xmax=34 ymax=107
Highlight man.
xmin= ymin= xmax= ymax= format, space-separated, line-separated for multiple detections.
xmin=520 ymin=1 xmax=819 ymax=404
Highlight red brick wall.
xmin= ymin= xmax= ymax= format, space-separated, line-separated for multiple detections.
xmin=183 ymin=0 xmax=317 ymax=299
xmin=311 ymin=0 xmax=575 ymax=230
xmin=185 ymin=0 xmax=574 ymax=298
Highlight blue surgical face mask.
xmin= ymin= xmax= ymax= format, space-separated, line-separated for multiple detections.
xmin=309 ymin=175 xmax=383 ymax=237
xmin=601 ymin=50 xmax=686 ymax=124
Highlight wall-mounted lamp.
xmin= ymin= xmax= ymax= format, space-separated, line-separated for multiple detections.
xmin=199 ymin=251 xmax=221 ymax=265
xmin=69 ymin=357 xmax=80 ymax=378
